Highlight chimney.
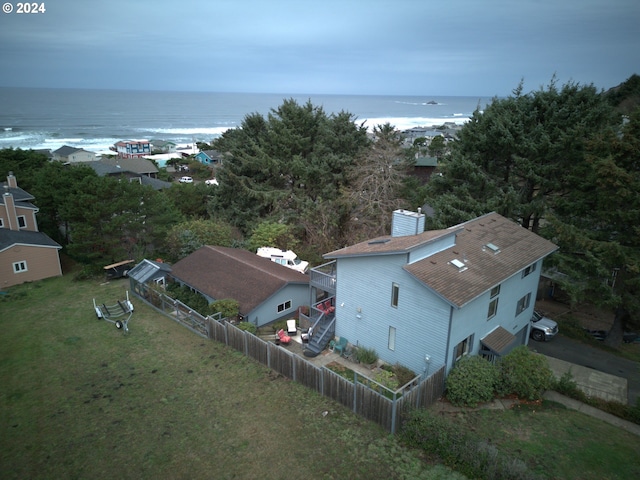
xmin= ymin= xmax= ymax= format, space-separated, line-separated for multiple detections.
xmin=7 ymin=171 xmax=17 ymax=188
xmin=391 ymin=209 xmax=425 ymax=237
xmin=3 ymin=189 xmax=19 ymax=230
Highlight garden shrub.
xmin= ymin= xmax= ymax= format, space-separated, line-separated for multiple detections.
xmin=446 ymin=355 xmax=499 ymax=407
xmin=393 ymin=363 xmax=417 ymax=387
xmin=355 ymin=346 xmax=378 ymax=365
xmin=209 ymin=298 xmax=239 ymax=319
xmin=400 ymin=410 xmax=537 ymax=480
xmin=373 ymin=368 xmax=399 ymax=391
xmin=497 ymin=346 xmax=553 ymax=400
xmin=235 ymin=322 xmax=257 ymax=335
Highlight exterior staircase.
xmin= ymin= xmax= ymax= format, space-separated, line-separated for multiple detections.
xmin=303 ymin=314 xmax=335 ymax=357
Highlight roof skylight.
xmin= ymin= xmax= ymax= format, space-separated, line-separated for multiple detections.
xmin=449 ymin=258 xmax=468 ymax=272
xmin=484 ymin=242 xmax=501 ymax=254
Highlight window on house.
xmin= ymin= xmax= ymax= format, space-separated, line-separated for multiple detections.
xmin=490 ymin=285 xmax=500 ymax=298
xmin=487 ymin=298 xmax=499 ymax=319
xmin=454 ymin=335 xmax=472 ymax=361
xmin=388 ymin=326 xmax=396 ymax=351
xmin=516 ymin=292 xmax=532 ymax=315
xmin=17 ymin=215 xmax=26 ymax=228
xmin=391 ymin=283 xmax=399 ymax=308
xmin=277 ymin=300 xmax=292 ymax=313
xmin=13 ymin=261 xmax=27 ymax=273
xmin=522 ymin=263 xmax=537 ymax=278
xmin=0 ymin=218 xmax=4 ymax=228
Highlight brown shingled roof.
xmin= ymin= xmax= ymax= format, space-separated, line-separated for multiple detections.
xmin=481 ymin=326 xmax=517 ymax=355
xmin=170 ymin=246 xmax=308 ymax=314
xmin=404 ymin=212 xmax=558 ymax=307
xmin=324 ymin=227 xmax=458 ymax=258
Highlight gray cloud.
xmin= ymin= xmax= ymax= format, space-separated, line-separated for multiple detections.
xmin=0 ymin=0 xmax=637 ymax=95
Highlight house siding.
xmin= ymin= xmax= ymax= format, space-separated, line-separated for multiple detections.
xmin=334 ymin=254 xmax=451 ymax=375
xmin=0 ymin=244 xmax=62 ymax=288
xmin=446 ymin=259 xmax=543 ymax=371
xmin=246 ymin=284 xmax=308 ymax=327
xmin=407 ymin=232 xmax=457 ymax=264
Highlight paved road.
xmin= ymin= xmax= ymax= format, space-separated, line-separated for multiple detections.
xmin=528 ymin=335 xmax=640 ymax=405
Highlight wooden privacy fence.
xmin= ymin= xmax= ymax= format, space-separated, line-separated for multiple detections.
xmin=209 ymin=318 xmax=446 ymax=434
xmin=133 ymin=287 xmax=445 ymax=433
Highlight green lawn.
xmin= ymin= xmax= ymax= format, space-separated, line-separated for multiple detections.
xmin=450 ymin=401 xmax=640 ymax=480
xmin=0 ymin=275 xmax=458 ymax=480
xmin=2 ymin=274 xmax=639 ymax=479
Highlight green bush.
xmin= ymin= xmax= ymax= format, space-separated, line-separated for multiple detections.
xmin=209 ymin=298 xmax=239 ymax=319
xmin=373 ymin=368 xmax=399 ymax=391
xmin=400 ymin=410 xmax=537 ymax=480
xmin=497 ymin=346 xmax=553 ymax=400
xmin=393 ymin=363 xmax=417 ymax=387
xmin=355 ymin=346 xmax=378 ymax=365
xmin=235 ymin=322 xmax=257 ymax=335
xmin=446 ymin=355 xmax=499 ymax=407
xmin=552 ymin=371 xmax=640 ymax=425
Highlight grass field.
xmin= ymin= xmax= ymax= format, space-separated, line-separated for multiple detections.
xmin=0 ymin=274 xmax=460 ymax=480
xmin=2 ymin=273 xmax=640 ymax=479
xmin=452 ymin=401 xmax=640 ymax=480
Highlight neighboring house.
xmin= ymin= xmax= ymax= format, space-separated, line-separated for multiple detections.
xmin=0 ymin=172 xmax=62 ymax=289
xmin=114 ymin=140 xmax=151 ymax=158
xmin=52 ymin=145 xmax=97 ymax=163
xmin=150 ymin=140 xmax=177 ymax=153
xmin=412 ymin=156 xmax=438 ymax=184
xmin=170 ymin=246 xmax=309 ymax=326
xmin=306 ymin=209 xmax=557 ymax=376
xmin=79 ymin=160 xmax=171 ymax=190
xmin=195 ymin=150 xmax=223 ymax=166
xmin=128 ymin=258 xmax=172 ymax=292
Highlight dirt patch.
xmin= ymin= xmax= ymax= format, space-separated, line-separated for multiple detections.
xmin=535 ymin=298 xmax=613 ymax=331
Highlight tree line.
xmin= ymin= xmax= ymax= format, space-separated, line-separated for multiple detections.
xmin=1 ymin=75 xmax=638 ymax=343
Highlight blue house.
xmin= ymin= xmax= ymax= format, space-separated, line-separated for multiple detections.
xmin=169 ymin=246 xmax=309 ymax=327
xmin=195 ymin=150 xmax=223 ymax=166
xmin=303 ymin=209 xmax=557 ymax=376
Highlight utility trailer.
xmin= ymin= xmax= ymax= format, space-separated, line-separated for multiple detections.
xmin=103 ymin=259 xmax=135 ymax=280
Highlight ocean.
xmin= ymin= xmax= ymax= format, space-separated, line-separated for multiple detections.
xmin=0 ymin=88 xmax=492 ymax=155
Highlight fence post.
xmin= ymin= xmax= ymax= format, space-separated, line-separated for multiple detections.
xmin=292 ymin=355 xmax=296 ymax=382
xmin=353 ymin=372 xmax=358 ymax=413
xmin=224 ymin=321 xmax=229 ymax=345
xmin=391 ymin=391 xmax=398 ymax=435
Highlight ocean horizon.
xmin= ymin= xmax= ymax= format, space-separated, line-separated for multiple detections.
xmin=0 ymin=87 xmax=492 ymax=154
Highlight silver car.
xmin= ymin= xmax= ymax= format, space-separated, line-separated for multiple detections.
xmin=530 ymin=310 xmax=559 ymax=341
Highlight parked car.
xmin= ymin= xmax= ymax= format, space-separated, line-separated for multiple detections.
xmin=530 ymin=310 xmax=559 ymax=341
xmin=179 ymin=176 xmax=193 ymax=183
xmin=205 ymin=178 xmax=219 ymax=186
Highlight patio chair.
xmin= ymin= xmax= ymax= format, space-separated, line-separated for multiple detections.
xmin=286 ymin=319 xmax=297 ymax=336
xmin=333 ymin=337 xmax=348 ymax=356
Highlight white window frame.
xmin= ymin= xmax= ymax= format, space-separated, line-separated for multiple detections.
xmin=0 ymin=218 xmax=4 ymax=228
xmin=13 ymin=261 xmax=28 ymax=273
xmin=487 ymin=298 xmax=499 ymax=320
xmin=522 ymin=263 xmax=537 ymax=278
xmin=17 ymin=215 xmax=27 ymax=228
xmin=391 ymin=282 xmax=399 ymax=308
xmin=277 ymin=300 xmax=292 ymax=313
xmin=454 ymin=335 xmax=472 ymax=361
xmin=388 ymin=326 xmax=396 ymax=351
xmin=516 ymin=292 xmax=532 ymax=316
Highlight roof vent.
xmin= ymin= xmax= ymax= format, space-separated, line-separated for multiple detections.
xmin=449 ymin=259 xmax=468 ymax=272
xmin=368 ymin=238 xmax=390 ymax=245
xmin=483 ymin=243 xmax=501 ymax=254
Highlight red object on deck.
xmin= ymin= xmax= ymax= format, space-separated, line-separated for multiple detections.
xmin=276 ymin=329 xmax=291 ymax=344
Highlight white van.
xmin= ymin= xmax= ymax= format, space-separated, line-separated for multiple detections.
xmin=256 ymin=247 xmax=309 ymax=274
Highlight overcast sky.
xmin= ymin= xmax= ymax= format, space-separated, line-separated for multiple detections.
xmin=0 ymin=0 xmax=637 ymax=96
